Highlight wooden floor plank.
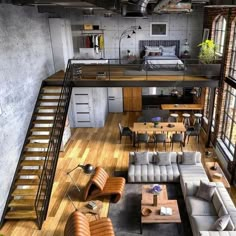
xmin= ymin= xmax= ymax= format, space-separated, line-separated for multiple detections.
xmin=1 ymin=112 xmax=236 ymax=236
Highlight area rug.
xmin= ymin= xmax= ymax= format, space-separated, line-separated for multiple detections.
xmin=108 ymin=184 xmax=193 ymax=236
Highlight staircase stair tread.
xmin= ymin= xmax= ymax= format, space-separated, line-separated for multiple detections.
xmin=30 ymin=127 xmax=53 ymax=132
xmin=35 ymin=112 xmax=63 ymax=116
xmin=38 ymin=99 xmax=64 ymax=102
xmin=9 ymin=199 xmax=35 ymax=207
xmin=25 ymin=143 xmax=49 ymax=148
xmin=15 ymin=179 xmax=40 ymax=185
xmin=33 ymin=120 xmax=54 ymax=124
xmin=12 ymin=188 xmax=38 ymax=196
xmin=18 ymin=169 xmax=42 ymax=176
xmin=42 ymin=86 xmax=62 ymax=90
xmin=37 ymin=106 xmax=64 ymax=109
xmin=20 ymin=160 xmax=46 ymax=166
xmin=5 ymin=210 xmax=37 ymax=219
xmin=28 ymin=135 xmax=51 ymax=140
xmin=40 ymin=93 xmax=61 ymax=96
xmin=23 ymin=151 xmax=47 ymax=157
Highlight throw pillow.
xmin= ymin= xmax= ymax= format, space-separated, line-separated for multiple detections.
xmin=196 ymin=181 xmax=216 ymax=201
xmin=182 ymin=152 xmax=197 ymax=165
xmin=155 ymin=152 xmax=171 ymax=166
xmin=134 ymin=152 xmax=149 ymax=165
xmin=214 ymin=215 xmax=230 ymax=231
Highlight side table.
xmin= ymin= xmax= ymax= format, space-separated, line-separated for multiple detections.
xmin=205 ymin=162 xmax=230 ymax=189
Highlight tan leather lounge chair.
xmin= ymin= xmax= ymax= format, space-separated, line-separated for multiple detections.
xmin=83 ymin=167 xmax=125 ymax=203
xmin=64 ymin=211 xmax=115 ymax=236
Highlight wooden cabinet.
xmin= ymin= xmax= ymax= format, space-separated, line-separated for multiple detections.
xmin=123 ymin=87 xmax=142 ymax=111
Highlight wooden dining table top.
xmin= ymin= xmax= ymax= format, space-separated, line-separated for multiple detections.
xmin=161 ymin=104 xmax=203 ymax=111
xmin=132 ymin=122 xmax=186 ymax=133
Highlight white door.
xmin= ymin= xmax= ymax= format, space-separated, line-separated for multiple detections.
xmin=108 ymin=87 xmax=123 ymax=113
xmin=72 ymin=88 xmax=94 ymax=127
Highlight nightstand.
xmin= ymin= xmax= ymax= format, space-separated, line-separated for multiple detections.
xmin=180 ymin=54 xmax=191 ymax=59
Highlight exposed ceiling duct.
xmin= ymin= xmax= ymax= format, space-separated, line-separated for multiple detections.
xmin=121 ymin=0 xmax=153 ymax=17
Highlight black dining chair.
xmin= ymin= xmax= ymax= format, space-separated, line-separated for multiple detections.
xmin=185 ymin=123 xmax=201 ymax=144
xmin=170 ymin=133 xmax=184 ymax=151
xmin=136 ymin=132 xmax=149 ymax=150
xmin=118 ymin=123 xmax=133 ymax=143
xmin=153 ymin=133 xmax=167 ymax=151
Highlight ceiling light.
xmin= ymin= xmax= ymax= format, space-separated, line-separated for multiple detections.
xmin=170 ymin=88 xmax=179 ymax=95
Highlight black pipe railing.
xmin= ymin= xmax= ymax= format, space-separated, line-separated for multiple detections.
xmin=34 ymin=60 xmax=72 ymax=229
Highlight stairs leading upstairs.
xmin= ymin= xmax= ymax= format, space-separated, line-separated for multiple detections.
xmin=1 ymin=67 xmax=72 ymax=229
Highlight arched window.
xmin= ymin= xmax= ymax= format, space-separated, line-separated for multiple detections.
xmin=229 ymin=19 xmax=236 ymax=79
xmin=213 ymin=15 xmax=226 ymax=55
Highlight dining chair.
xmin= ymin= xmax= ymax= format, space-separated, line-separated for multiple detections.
xmin=118 ymin=123 xmax=132 ymax=143
xmin=170 ymin=133 xmax=183 ymax=151
xmin=136 ymin=132 xmax=149 ymax=150
xmin=153 ymin=133 xmax=167 ymax=151
xmin=185 ymin=123 xmax=201 ymax=144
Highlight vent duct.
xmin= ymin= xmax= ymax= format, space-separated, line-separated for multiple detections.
xmin=122 ymin=0 xmax=151 ymax=17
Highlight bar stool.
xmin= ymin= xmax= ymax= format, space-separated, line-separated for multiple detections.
xmin=193 ymin=113 xmax=203 ymax=124
xmin=182 ymin=113 xmax=191 ymax=127
xmin=170 ymin=113 xmax=179 ymax=122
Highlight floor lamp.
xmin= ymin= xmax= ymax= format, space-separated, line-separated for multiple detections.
xmin=66 ymin=164 xmax=94 ymax=210
xmin=67 ymin=164 xmax=94 ymax=192
xmin=119 ymin=25 xmax=141 ymax=64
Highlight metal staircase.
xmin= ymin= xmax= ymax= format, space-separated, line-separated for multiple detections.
xmin=0 ymin=61 xmax=72 ymax=229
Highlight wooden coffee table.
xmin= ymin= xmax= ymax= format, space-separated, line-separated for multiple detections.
xmin=141 ymin=185 xmax=181 ymax=234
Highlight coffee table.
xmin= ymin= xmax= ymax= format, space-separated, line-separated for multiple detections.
xmin=141 ymin=185 xmax=181 ymax=234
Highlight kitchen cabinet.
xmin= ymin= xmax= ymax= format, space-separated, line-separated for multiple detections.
xmin=123 ymin=87 xmax=142 ymax=111
xmin=108 ymin=88 xmax=123 ymax=113
xmin=70 ymin=87 xmax=108 ymax=127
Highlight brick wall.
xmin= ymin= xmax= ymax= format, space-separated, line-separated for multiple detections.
xmin=203 ymin=7 xmax=236 ymax=145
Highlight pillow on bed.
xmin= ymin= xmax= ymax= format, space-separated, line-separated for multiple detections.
xmin=144 ymin=46 xmax=162 ymax=56
xmin=162 ymin=52 xmax=175 ymax=56
xmin=160 ymin=45 xmax=176 ymax=54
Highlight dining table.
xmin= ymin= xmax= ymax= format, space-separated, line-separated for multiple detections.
xmin=132 ymin=122 xmax=186 ymax=147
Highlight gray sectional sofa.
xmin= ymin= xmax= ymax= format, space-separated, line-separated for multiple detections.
xmin=128 ymin=151 xmax=236 ymax=236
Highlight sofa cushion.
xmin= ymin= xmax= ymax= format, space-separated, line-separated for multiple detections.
xmin=155 ymin=152 xmax=171 ymax=166
xmin=134 ymin=152 xmax=149 ymax=165
xmin=196 ymin=181 xmax=216 ymax=202
xmin=213 ymin=191 xmax=224 ymax=213
xmin=182 ymin=151 xmax=197 ymax=165
xmin=199 ymin=232 xmax=236 ymax=236
xmin=218 ymin=206 xmax=235 ymax=231
xmin=186 ymin=196 xmax=217 ymax=216
xmin=128 ymin=163 xmax=180 ymax=182
xmin=191 ymin=215 xmax=218 ymax=235
xmin=185 ymin=182 xmax=199 ymax=197
xmin=178 ymin=151 xmax=201 ymax=163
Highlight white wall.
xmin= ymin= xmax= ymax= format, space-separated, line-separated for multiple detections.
xmin=68 ymin=9 xmax=204 ymax=60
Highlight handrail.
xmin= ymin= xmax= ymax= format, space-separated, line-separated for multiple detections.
xmin=34 ymin=60 xmax=72 ymax=229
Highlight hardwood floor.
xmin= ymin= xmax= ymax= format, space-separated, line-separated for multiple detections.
xmin=1 ymin=112 xmax=236 ymax=235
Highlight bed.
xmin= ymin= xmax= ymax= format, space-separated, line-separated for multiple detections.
xmin=139 ymin=40 xmax=184 ymax=71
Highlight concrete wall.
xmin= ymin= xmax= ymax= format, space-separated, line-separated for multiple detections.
xmin=0 ymin=5 xmax=54 ymax=219
xmin=68 ymin=9 xmax=204 ymax=60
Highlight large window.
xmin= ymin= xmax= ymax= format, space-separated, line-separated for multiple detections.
xmin=213 ymin=15 xmax=226 ymax=55
xmin=221 ymin=84 xmax=236 ymax=156
xmin=229 ymin=19 xmax=236 ymax=79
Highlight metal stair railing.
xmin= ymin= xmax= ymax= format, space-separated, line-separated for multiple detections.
xmin=34 ymin=60 xmax=73 ymax=229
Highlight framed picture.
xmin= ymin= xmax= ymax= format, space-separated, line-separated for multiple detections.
xmin=150 ymin=22 xmax=168 ymax=37
xmin=202 ymin=28 xmax=209 ymax=42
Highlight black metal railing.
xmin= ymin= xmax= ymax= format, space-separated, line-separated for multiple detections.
xmin=34 ymin=60 xmax=72 ymax=229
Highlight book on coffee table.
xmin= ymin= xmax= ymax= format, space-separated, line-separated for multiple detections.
xmin=160 ymin=206 xmax=172 ymax=216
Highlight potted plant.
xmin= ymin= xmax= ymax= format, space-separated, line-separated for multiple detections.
xmin=197 ymin=39 xmax=221 ymax=78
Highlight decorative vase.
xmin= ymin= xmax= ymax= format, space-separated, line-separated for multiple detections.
xmin=154 ymin=122 xmax=158 ymax=128
xmin=153 ymin=194 xmax=158 ymax=206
